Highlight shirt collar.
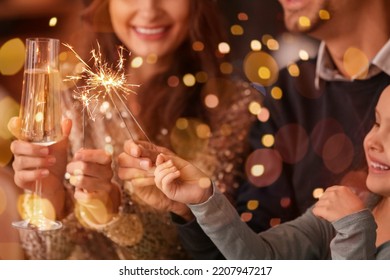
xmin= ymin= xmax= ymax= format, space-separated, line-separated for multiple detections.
xmin=315 ymin=39 xmax=390 ymax=89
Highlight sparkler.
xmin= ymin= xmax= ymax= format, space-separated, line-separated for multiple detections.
xmin=64 ymin=42 xmax=151 ymax=143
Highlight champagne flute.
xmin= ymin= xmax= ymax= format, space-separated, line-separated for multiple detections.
xmin=12 ymin=38 xmax=63 ymax=231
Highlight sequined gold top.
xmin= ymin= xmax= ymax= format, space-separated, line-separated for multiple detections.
xmin=19 ymin=79 xmax=261 ymax=259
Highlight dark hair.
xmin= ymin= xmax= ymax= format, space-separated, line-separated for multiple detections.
xmin=82 ymin=0 xmax=232 ymax=144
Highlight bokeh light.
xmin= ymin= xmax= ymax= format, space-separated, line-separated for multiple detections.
xmin=266 ymin=39 xmax=279 ymax=51
xmin=287 ymin=63 xmax=300 ymax=77
xmin=257 ymin=107 xmax=270 ymax=122
xmin=218 ymin=42 xmax=230 ymax=54
xmin=146 ymin=53 xmax=158 ymax=64
xmin=275 ymin=124 xmax=309 ymax=164
xmin=0 ymin=96 xmax=19 ymax=167
xmin=280 ymin=197 xmax=291 ymax=208
xmin=262 ymin=134 xmax=275 ymax=147
xmin=220 ymin=62 xmax=233 ymax=74
xmin=192 ymin=41 xmax=204 ymax=52
xmin=0 ymin=38 xmax=25 ymax=76
xmin=131 ymin=56 xmax=143 ymax=68
xmin=248 ymin=101 xmax=261 ymax=115
xmin=49 ymin=17 xmax=58 ymax=27
xmin=298 ymin=16 xmax=311 ymax=30
xmin=231 ymin=24 xmax=244 ymax=36
xmin=195 ymin=71 xmax=208 ymax=83
xmin=167 ymin=75 xmax=180 ymax=87
xmin=247 ymin=200 xmax=259 ymax=211
xmin=250 ymin=40 xmax=262 ymax=51
xmin=245 ymin=149 xmax=283 ymax=187
xmin=299 ymin=49 xmax=310 ymax=61
xmin=312 ymin=188 xmax=324 ymax=199
xmin=237 ymin=12 xmax=249 ymax=21
xmin=17 ymin=193 xmax=57 ymax=222
xmin=183 ymin=73 xmax=196 ymax=87
xmin=271 ymin=86 xmax=283 ymax=99
xmin=270 ymin=218 xmax=281 ymax=227
xmin=319 ymin=9 xmax=331 ymax=20
xmin=322 ymin=133 xmax=354 ymax=174
xmin=240 ymin=212 xmax=253 ymax=222
xmin=204 ymin=94 xmax=219 ymax=108
xmin=343 ymin=47 xmax=369 ymax=78
xmin=243 ymin=51 xmax=279 ymax=86
xmin=170 ymin=118 xmax=210 ymax=159
xmin=251 ymin=164 xmax=265 ymax=177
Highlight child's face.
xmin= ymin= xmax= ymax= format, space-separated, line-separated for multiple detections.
xmin=364 ymin=85 xmax=390 ymax=196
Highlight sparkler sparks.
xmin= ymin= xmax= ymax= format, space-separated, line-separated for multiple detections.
xmin=64 ymin=42 xmax=150 ymax=142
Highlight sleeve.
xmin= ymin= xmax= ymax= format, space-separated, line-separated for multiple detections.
xmin=174 ymin=81 xmax=262 ymax=259
xmin=188 ymin=186 xmax=334 ymax=260
xmin=330 ymin=209 xmax=377 ymax=259
xmin=171 ymin=213 xmax=225 ymax=260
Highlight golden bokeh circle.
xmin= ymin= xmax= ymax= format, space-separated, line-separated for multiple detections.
xmin=243 ymin=51 xmax=279 ymax=86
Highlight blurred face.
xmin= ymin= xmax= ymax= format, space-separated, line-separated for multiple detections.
xmin=109 ymin=0 xmax=191 ymax=59
xmin=364 ymin=86 xmax=390 ymax=197
xmin=277 ymin=0 xmax=363 ymax=36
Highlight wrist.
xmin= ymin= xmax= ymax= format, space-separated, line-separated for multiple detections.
xmin=171 ymin=203 xmax=194 ymax=222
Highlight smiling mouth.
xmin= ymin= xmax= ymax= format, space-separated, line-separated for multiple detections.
xmin=369 ymin=161 xmax=390 ymax=171
xmin=134 ymin=27 xmax=166 ymax=35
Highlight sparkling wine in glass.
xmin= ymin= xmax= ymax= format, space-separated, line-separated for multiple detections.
xmin=12 ymin=38 xmax=63 ymax=231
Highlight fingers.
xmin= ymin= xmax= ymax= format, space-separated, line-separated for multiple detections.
xmin=117 ymin=152 xmax=152 ymax=171
xmin=67 ymin=160 xmax=113 ymax=180
xmin=12 ymin=154 xmax=56 ymax=171
xmin=10 ymin=140 xmax=50 ymax=157
xmin=74 ymin=149 xmax=112 ymax=165
xmin=14 ymin=169 xmax=50 ymax=190
xmin=123 ymin=140 xmax=173 ymax=161
xmin=154 ymin=159 xmax=180 ymax=189
xmin=117 ymin=166 xmax=154 ymax=181
xmin=67 ymin=149 xmax=113 ymax=191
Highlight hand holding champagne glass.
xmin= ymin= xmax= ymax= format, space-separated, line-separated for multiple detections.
xmin=12 ymin=38 xmax=63 ymax=231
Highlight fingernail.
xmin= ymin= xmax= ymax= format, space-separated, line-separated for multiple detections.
xmin=130 ymin=148 xmax=138 ymax=157
xmin=40 ymin=148 xmax=49 ymax=155
xmin=140 ymin=160 xmax=150 ymax=169
xmin=41 ymin=170 xmax=49 ymax=177
xmin=74 ymin=152 xmax=82 ymax=160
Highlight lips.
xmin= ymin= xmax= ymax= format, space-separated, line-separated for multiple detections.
xmin=279 ymin=0 xmax=306 ymax=11
xmin=369 ymin=161 xmax=390 ymax=171
xmin=134 ymin=26 xmax=166 ymax=35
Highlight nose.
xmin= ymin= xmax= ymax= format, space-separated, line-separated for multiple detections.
xmin=364 ymin=127 xmax=384 ymax=153
xmin=137 ymin=0 xmax=163 ymax=19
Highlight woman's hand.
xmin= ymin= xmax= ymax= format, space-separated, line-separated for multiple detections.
xmin=312 ymin=185 xmax=366 ymax=222
xmin=8 ymin=117 xmax=72 ymax=219
xmin=67 ymin=148 xmax=120 ymax=225
xmin=117 ymin=140 xmax=194 ymax=221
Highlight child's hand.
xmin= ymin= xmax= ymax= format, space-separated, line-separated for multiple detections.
xmin=154 ymin=154 xmax=213 ymax=205
xmin=312 ymin=185 xmax=365 ymax=222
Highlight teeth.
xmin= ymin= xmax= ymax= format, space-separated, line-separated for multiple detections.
xmin=370 ymin=161 xmax=390 ymax=170
xmin=135 ymin=27 xmax=165 ymax=35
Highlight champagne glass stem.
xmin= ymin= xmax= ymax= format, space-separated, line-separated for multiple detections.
xmin=33 ymin=178 xmax=43 ymax=223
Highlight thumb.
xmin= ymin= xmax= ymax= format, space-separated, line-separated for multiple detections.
xmin=7 ymin=116 xmax=21 ymax=139
xmin=62 ymin=119 xmax=72 ymax=137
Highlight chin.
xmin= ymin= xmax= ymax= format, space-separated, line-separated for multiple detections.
xmin=366 ymin=178 xmax=390 ymax=197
